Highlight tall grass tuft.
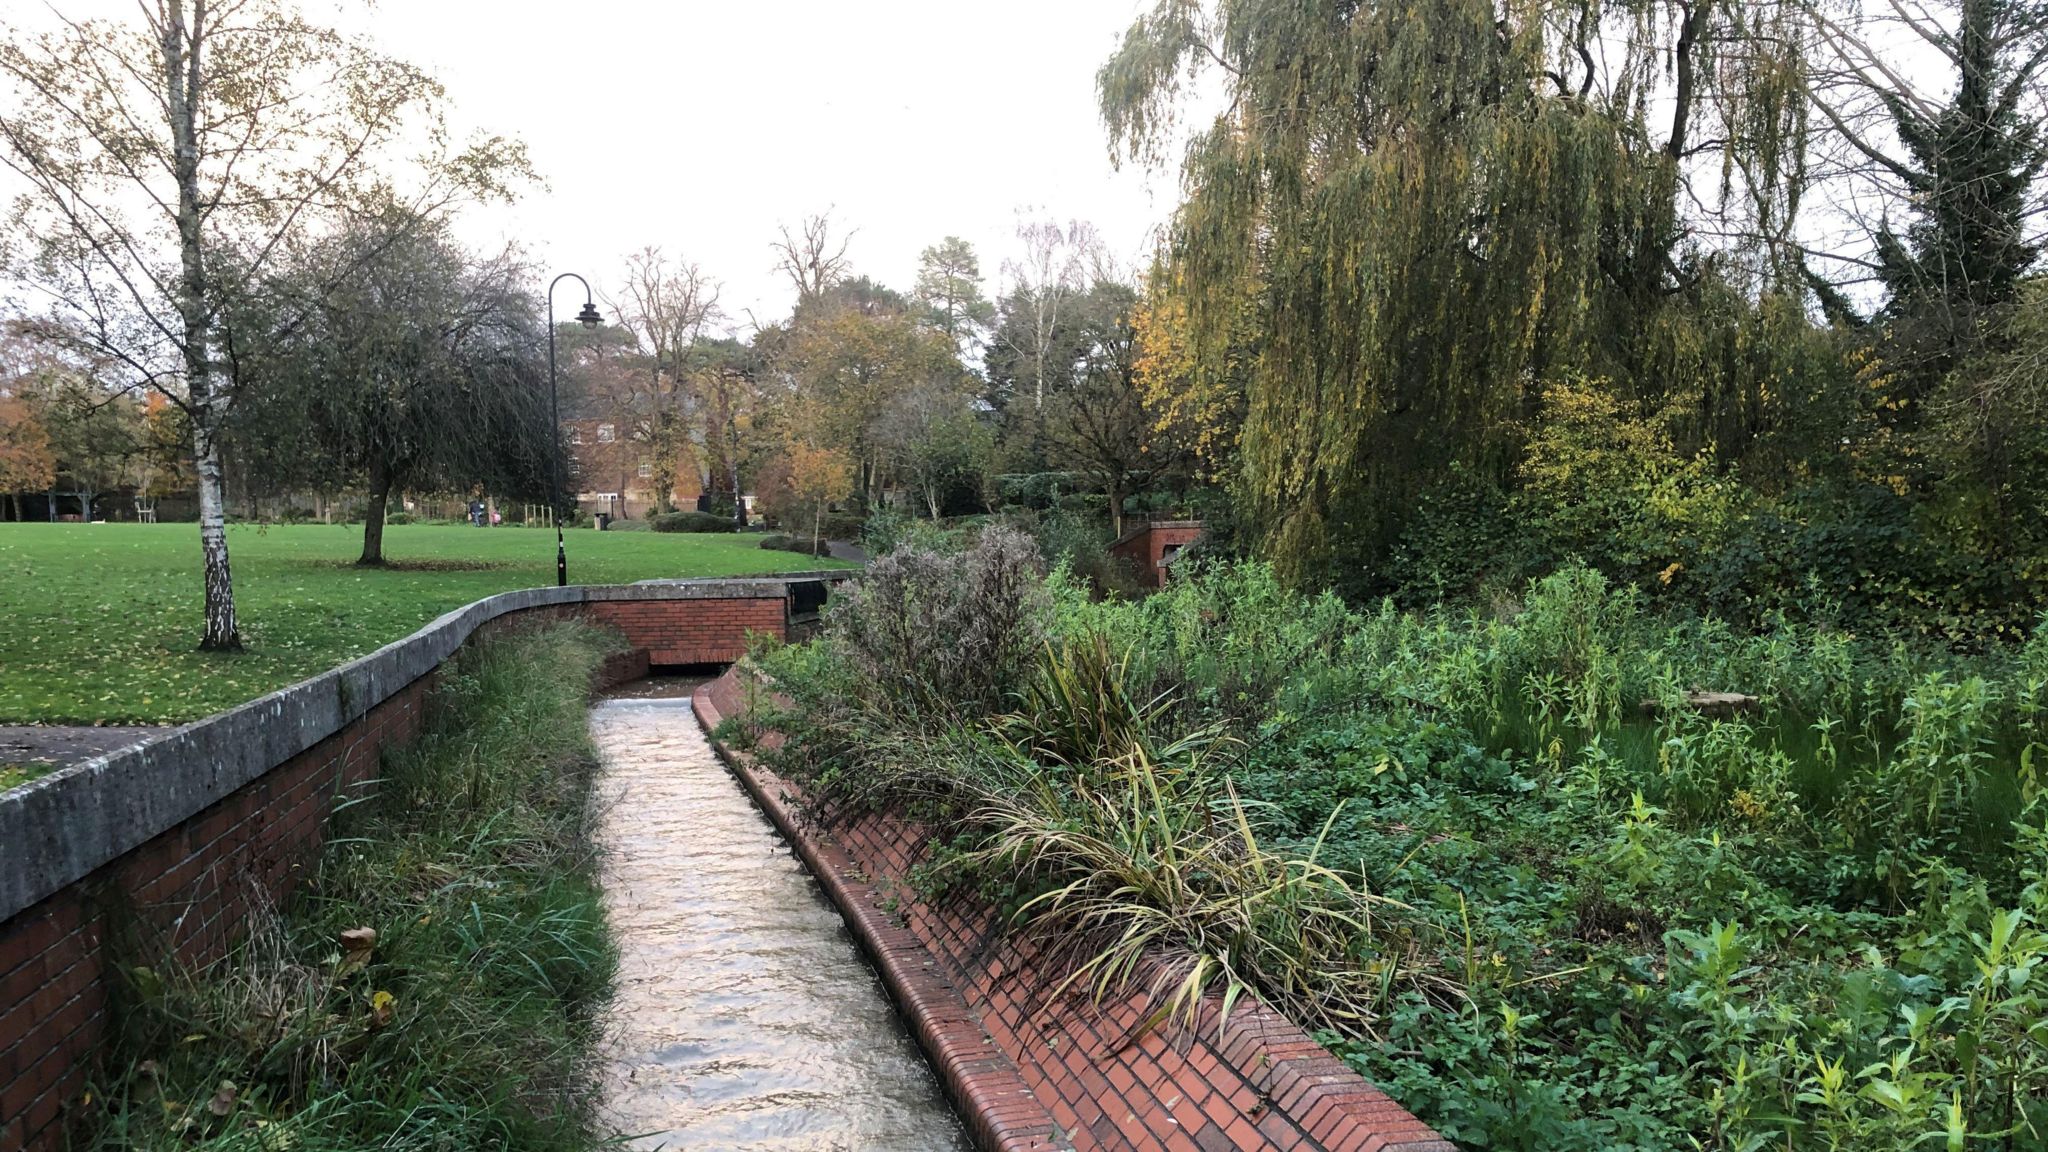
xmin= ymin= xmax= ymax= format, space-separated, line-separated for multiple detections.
xmin=767 ymin=612 xmax=1459 ymax=1043
xmin=82 ymin=621 xmax=622 ymax=1152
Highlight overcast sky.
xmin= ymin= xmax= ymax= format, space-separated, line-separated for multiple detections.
xmin=325 ymin=0 xmax=1193 ymax=333
xmin=6 ymin=0 xmax=1195 ymax=334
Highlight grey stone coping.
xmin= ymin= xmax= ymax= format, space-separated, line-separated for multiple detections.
xmin=0 ymin=578 xmax=824 ymax=924
xmin=630 ymin=568 xmax=856 ymax=587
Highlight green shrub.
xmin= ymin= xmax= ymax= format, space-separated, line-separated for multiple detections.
xmin=650 ymin=510 xmax=738 ymax=533
xmin=860 ymin=507 xmax=915 ymax=555
xmin=759 ymin=533 xmax=831 ymax=556
xmin=762 ymin=552 xmax=2048 ymax=1150
xmin=383 ymin=511 xmax=414 ymax=526
xmin=823 ymin=525 xmax=1046 ymax=716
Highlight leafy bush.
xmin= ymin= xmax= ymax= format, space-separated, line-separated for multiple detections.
xmin=649 ymin=510 xmax=738 ymax=533
xmin=759 ymin=533 xmax=832 ymax=556
xmin=1007 ymin=509 xmax=1147 ymax=598
xmin=762 ymin=553 xmax=2048 ymax=1150
xmin=860 ymin=506 xmax=915 ymax=555
xmin=824 ymin=525 xmax=1046 ymax=716
xmin=822 ymin=511 xmax=866 ymax=540
xmin=383 ymin=511 xmax=413 ymax=526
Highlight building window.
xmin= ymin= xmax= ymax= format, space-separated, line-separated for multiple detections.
xmin=596 ymin=423 xmax=616 ymax=443
xmin=568 ymin=426 xmax=584 ymax=446
xmin=637 ymin=459 xmax=653 ymax=479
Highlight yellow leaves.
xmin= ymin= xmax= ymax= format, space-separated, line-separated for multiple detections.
xmin=1133 ymin=270 xmax=1247 ymax=482
xmin=369 ymin=989 xmax=395 ymax=1028
xmin=783 ymin=441 xmax=856 ymax=507
xmin=252 ymin=1118 xmax=299 ymax=1151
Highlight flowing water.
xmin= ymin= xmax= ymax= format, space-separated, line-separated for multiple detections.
xmin=592 ymin=680 xmax=971 ymax=1152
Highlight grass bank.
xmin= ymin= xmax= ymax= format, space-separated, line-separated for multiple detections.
xmin=81 ymin=620 xmax=621 ymax=1151
xmin=759 ymin=534 xmax=2048 ymax=1152
xmin=0 ymin=522 xmax=848 ymax=723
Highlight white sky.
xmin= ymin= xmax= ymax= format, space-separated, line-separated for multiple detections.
xmin=11 ymin=1 xmax=1986 ymax=333
xmin=4 ymin=0 xmax=1196 ymax=335
xmin=332 ymin=0 xmax=1191 ymax=333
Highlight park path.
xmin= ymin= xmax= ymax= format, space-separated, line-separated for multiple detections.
xmin=590 ymin=681 xmax=969 ymax=1152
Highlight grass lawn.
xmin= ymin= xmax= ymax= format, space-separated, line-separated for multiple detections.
xmin=0 ymin=522 xmax=849 ymax=725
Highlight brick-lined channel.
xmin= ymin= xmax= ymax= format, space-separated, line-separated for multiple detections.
xmin=591 ymin=680 xmax=971 ymax=1151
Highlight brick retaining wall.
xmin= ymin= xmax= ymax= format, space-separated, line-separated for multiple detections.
xmin=0 ymin=576 xmax=837 ymax=1152
xmin=695 ymin=670 xmax=1453 ymax=1152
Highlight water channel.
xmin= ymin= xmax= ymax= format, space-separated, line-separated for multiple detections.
xmin=591 ymin=680 xmax=972 ymax=1152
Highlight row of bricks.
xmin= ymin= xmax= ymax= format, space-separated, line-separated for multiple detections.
xmin=589 ymin=610 xmax=784 ymax=627
xmin=720 ymin=695 xmax=1281 ymax=1151
xmin=695 ymin=683 xmax=1070 ymax=1152
xmin=706 ymin=667 xmax=1454 ymax=1152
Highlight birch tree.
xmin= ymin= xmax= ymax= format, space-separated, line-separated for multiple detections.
xmin=0 ymin=0 xmax=526 ymax=648
xmin=999 ymin=215 xmax=1099 ymax=410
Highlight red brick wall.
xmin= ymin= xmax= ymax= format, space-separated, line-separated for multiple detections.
xmin=1108 ymin=523 xmax=1204 ymax=590
xmin=585 ymin=597 xmax=785 ymax=665
xmin=0 ymin=676 xmax=432 ymax=1152
xmin=698 ymin=671 xmax=1452 ymax=1152
xmin=0 ymin=593 xmax=778 ymax=1152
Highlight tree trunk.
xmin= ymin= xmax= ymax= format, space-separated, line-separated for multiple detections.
xmin=194 ymin=422 xmax=239 ymax=649
xmin=812 ymin=504 xmax=823 ymax=556
xmin=727 ymin=418 xmax=746 ymax=527
xmin=359 ymin=459 xmax=390 ymax=565
xmin=166 ymin=2 xmax=239 ymax=651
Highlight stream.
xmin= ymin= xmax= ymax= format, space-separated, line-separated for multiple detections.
xmin=591 ymin=680 xmax=971 ymax=1152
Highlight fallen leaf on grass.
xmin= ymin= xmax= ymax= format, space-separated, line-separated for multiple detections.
xmin=207 ymin=1080 xmax=237 ymax=1116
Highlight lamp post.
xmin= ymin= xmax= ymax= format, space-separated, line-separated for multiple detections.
xmin=548 ymin=273 xmax=604 ymax=587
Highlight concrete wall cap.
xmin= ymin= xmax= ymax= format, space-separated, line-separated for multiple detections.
xmin=0 ymin=579 xmax=792 ymax=922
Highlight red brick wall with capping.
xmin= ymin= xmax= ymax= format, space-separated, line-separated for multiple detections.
xmin=0 ymin=598 xmax=779 ymax=1152
xmin=1108 ymin=522 xmax=1204 ymax=590
xmin=697 ymin=670 xmax=1453 ymax=1152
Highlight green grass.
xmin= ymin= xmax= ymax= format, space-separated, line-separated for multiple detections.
xmin=0 ymin=522 xmax=849 ymax=724
xmin=83 ymin=620 xmax=620 ymax=1151
xmin=0 ymin=763 xmax=54 ymax=791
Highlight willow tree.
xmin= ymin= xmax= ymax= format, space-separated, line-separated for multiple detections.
xmin=1101 ymin=0 xmax=1826 ymax=585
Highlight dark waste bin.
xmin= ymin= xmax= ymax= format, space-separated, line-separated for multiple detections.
xmin=595 ymin=513 xmax=611 ymax=531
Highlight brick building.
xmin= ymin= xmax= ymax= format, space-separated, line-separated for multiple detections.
xmin=564 ymin=417 xmax=703 ymax=522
